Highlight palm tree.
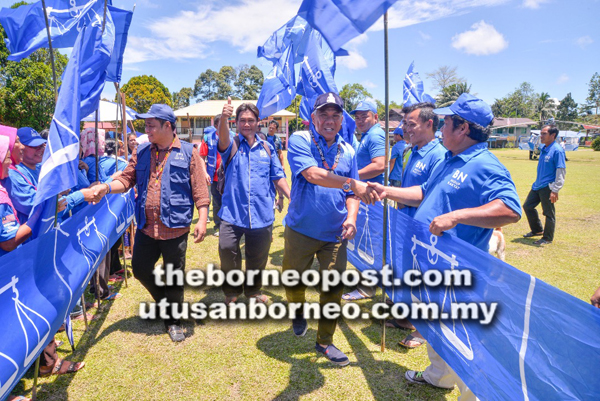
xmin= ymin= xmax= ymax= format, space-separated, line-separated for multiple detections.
xmin=536 ymin=92 xmax=557 ymax=122
xmin=436 ymin=82 xmax=472 ymax=107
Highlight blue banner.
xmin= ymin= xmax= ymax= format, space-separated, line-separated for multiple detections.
xmin=256 ymin=44 xmax=296 ymax=119
xmin=0 ymin=191 xmax=134 ymax=401
xmin=105 ymin=5 xmax=133 ymax=83
xmin=348 ymin=203 xmax=600 ymax=400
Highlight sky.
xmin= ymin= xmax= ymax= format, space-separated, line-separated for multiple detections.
xmin=1 ymin=0 xmax=598 ymax=110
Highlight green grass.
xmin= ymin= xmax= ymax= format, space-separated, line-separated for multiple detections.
xmin=11 ymin=149 xmax=600 ymax=400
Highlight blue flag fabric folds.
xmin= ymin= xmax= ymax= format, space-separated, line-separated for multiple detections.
xmin=403 ymin=61 xmax=436 ymax=107
xmin=30 ymin=22 xmax=113 ymax=238
xmin=105 ymin=5 xmax=133 ymax=83
xmin=257 ymin=15 xmax=310 ymax=64
xmin=0 ymin=0 xmax=105 ymax=61
xmin=347 ymin=203 xmax=600 ymax=400
xmin=297 ymin=0 xmax=399 ymax=53
xmin=257 ymin=45 xmax=296 ymax=119
xmin=0 ymin=193 xmax=134 ymax=400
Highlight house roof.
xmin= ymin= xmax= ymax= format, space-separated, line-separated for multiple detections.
xmin=174 ymin=100 xmax=295 ymax=119
xmin=379 ymin=120 xmax=401 ymax=130
xmin=492 ymin=117 xmax=537 ymax=128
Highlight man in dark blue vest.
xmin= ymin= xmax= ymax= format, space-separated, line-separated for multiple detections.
xmin=91 ymin=104 xmax=210 ymax=342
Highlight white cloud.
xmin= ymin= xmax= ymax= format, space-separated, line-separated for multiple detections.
xmin=337 ymin=50 xmax=368 ymax=70
xmin=522 ymin=0 xmax=551 ymax=9
xmin=451 ymin=21 xmax=508 ymax=55
xmin=361 ymin=80 xmax=377 ymax=89
xmin=556 ymin=74 xmax=569 ymax=84
xmin=576 ymin=36 xmax=593 ymax=49
xmin=418 ymin=31 xmax=432 ymax=41
xmin=124 ymin=0 xmax=299 ymax=64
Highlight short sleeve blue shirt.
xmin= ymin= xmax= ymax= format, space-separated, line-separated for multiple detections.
xmin=401 ymin=139 xmax=446 ymax=218
xmin=416 ymin=142 xmax=522 ymax=252
xmin=266 ymin=134 xmax=282 ymax=153
xmin=219 ymin=134 xmax=286 ymax=229
xmin=356 ymin=124 xmax=386 ymax=184
xmin=0 ymin=202 xmax=20 ymax=257
xmin=286 ymin=130 xmax=359 ymax=242
xmin=389 ymin=141 xmax=407 ymax=181
xmin=1 ymin=164 xmax=40 ymax=224
xmin=532 ymin=141 xmax=566 ymax=190
xmin=83 ymin=155 xmax=108 ymax=183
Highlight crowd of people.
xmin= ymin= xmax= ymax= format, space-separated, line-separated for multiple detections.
xmin=1 ymin=90 xmax=576 ymax=401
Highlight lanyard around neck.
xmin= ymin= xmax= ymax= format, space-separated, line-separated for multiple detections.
xmin=309 ymin=131 xmax=341 ymax=172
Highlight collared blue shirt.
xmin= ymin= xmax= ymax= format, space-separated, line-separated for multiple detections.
xmin=2 ymin=164 xmax=40 ymax=223
xmin=532 ymin=141 xmax=566 ymax=190
xmin=266 ymin=134 xmax=282 ymax=153
xmin=401 ymin=138 xmax=446 ymax=217
xmin=356 ymin=123 xmax=386 ymax=184
xmin=99 ymin=155 xmax=128 ymax=177
xmin=286 ymin=129 xmax=359 ymax=242
xmin=83 ymin=155 xmax=108 ymax=183
xmin=219 ymin=134 xmax=286 ymax=229
xmin=415 ymin=142 xmax=522 ymax=252
xmin=389 ymin=140 xmax=408 ymax=181
xmin=0 ymin=202 xmax=20 ymax=257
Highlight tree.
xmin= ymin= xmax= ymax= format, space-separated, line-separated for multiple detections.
xmin=339 ymin=83 xmax=372 ymax=114
xmin=193 ymin=69 xmax=220 ymax=101
xmin=172 ymin=87 xmax=193 ymax=110
xmin=436 ymin=82 xmax=472 ymax=108
xmin=586 ymin=72 xmax=600 ymax=115
xmin=120 ymin=75 xmax=171 ymax=131
xmin=376 ymin=100 xmax=403 ymax=120
xmin=535 ymin=92 xmax=557 ymax=122
xmin=426 ymin=65 xmax=463 ymax=92
xmin=234 ymin=65 xmax=264 ymax=100
xmin=491 ymin=82 xmax=538 ymax=119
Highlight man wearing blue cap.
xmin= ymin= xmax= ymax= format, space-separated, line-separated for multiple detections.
xmin=91 ymin=104 xmax=210 ymax=342
xmin=283 ymin=92 xmax=376 ymax=367
xmin=369 ymin=94 xmax=522 ymax=400
xmin=351 ymin=99 xmax=386 ymax=185
xmin=388 ymin=126 xmax=408 ymax=188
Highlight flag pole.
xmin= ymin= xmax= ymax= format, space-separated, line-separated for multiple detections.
xmin=380 ymin=11 xmax=390 ymax=353
xmin=114 ymin=82 xmax=130 ymax=288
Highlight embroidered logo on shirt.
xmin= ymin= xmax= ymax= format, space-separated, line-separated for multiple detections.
xmin=174 ymin=152 xmax=185 ymax=161
xmin=447 ymin=169 xmax=468 ymax=189
xmin=260 ymin=149 xmax=268 ymax=158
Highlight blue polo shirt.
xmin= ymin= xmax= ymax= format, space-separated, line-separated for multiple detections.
xmin=286 ymin=130 xmax=359 ymax=242
xmin=356 ymin=124 xmax=386 ymax=184
xmin=0 ymin=202 xmax=20 ymax=257
xmin=532 ymin=141 xmax=566 ymax=190
xmin=83 ymin=155 xmax=108 ymax=183
xmin=219 ymin=134 xmax=286 ymax=229
xmin=1 ymin=164 xmax=40 ymax=224
xmin=389 ymin=141 xmax=408 ymax=181
xmin=415 ymin=142 xmax=522 ymax=251
xmin=99 ymin=155 xmax=128 ymax=177
xmin=266 ymin=134 xmax=282 ymax=153
xmin=401 ymin=138 xmax=446 ymax=217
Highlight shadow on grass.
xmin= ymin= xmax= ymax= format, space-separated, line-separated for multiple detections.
xmin=511 ymin=237 xmax=541 ymax=247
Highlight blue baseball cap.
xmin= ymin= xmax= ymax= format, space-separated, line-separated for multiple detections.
xmin=433 ymin=94 xmax=493 ymax=128
xmin=136 ymin=104 xmax=176 ymax=124
xmin=393 ymin=127 xmax=404 ymax=137
xmin=350 ymin=99 xmax=377 ymax=115
xmin=17 ymin=127 xmax=46 ymax=147
xmin=313 ymin=92 xmax=344 ymax=112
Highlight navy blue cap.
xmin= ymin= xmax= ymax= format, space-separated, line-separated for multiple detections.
xmin=17 ymin=127 xmax=46 ymax=147
xmin=393 ymin=127 xmax=404 ymax=137
xmin=136 ymin=104 xmax=176 ymax=124
xmin=350 ymin=99 xmax=377 ymax=115
xmin=313 ymin=92 xmax=344 ymax=112
xmin=433 ymin=94 xmax=494 ymax=128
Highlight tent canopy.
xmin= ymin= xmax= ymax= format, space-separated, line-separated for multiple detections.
xmin=82 ymin=100 xmax=138 ymax=122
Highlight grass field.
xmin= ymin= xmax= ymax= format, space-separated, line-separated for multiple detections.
xmin=11 ymin=148 xmax=600 ymax=401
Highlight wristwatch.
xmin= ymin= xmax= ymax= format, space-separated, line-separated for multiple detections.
xmin=342 ymin=177 xmax=352 ymax=192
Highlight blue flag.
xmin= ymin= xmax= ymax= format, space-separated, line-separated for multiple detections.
xmin=257 ymin=15 xmax=310 ymax=64
xmin=0 ymin=0 xmax=105 ymax=61
xmin=297 ymin=0 xmax=399 ymax=53
xmin=257 ymin=45 xmax=296 ymax=119
xmin=30 ymin=22 xmax=113 ymax=237
xmin=106 ymin=5 xmax=133 ymax=83
xmin=403 ymin=61 xmax=436 ymax=107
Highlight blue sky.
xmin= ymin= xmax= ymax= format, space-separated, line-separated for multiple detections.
xmin=1 ymin=0 xmax=598 ymax=109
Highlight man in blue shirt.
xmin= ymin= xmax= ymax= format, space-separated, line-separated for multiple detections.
xmin=217 ymin=98 xmax=290 ymax=305
xmin=522 ymin=125 xmax=566 ymax=245
xmin=267 ymin=120 xmax=284 ymax=167
xmin=284 ymin=92 xmax=376 ymax=367
xmin=351 ymin=99 xmax=386 ymax=184
xmin=369 ymin=94 xmax=522 ymax=400
xmin=388 ymin=126 xmax=407 ymax=188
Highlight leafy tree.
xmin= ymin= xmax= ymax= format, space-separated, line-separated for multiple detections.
xmin=193 ymin=69 xmax=220 ymax=101
xmin=436 ymin=82 xmax=472 ymax=108
xmin=339 ymin=83 xmax=372 ymax=114
xmin=535 ymin=92 xmax=557 ymax=122
xmin=120 ymin=75 xmax=171 ymax=131
xmin=234 ymin=65 xmax=264 ymax=100
xmin=426 ymin=65 xmax=463 ymax=92
xmin=556 ymin=93 xmax=578 ymax=124
xmin=172 ymin=87 xmax=193 ymax=110
xmin=491 ymin=82 xmax=538 ymax=119
xmin=586 ymin=72 xmax=600 ymax=115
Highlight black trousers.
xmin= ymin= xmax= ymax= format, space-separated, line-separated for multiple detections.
xmin=218 ymin=220 xmax=272 ymax=298
xmin=523 ymin=185 xmax=556 ymax=241
xmin=132 ymin=230 xmax=188 ymax=327
xmin=210 ymin=181 xmax=222 ymax=230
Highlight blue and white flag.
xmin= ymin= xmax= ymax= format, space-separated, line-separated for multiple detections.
xmin=297 ymin=0 xmax=399 ymax=53
xmin=106 ymin=5 xmax=133 ymax=83
xmin=0 ymin=0 xmax=105 ymax=61
xmin=257 ymin=15 xmax=310 ymax=64
xmin=348 ymin=203 xmax=600 ymax=400
xmin=403 ymin=61 xmax=436 ymax=107
xmin=257 ymin=45 xmax=296 ymax=119
xmin=30 ymin=22 xmax=113 ymax=238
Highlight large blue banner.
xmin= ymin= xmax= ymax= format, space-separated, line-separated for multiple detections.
xmin=0 ymin=191 xmax=134 ymax=401
xmin=348 ymin=203 xmax=600 ymax=400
